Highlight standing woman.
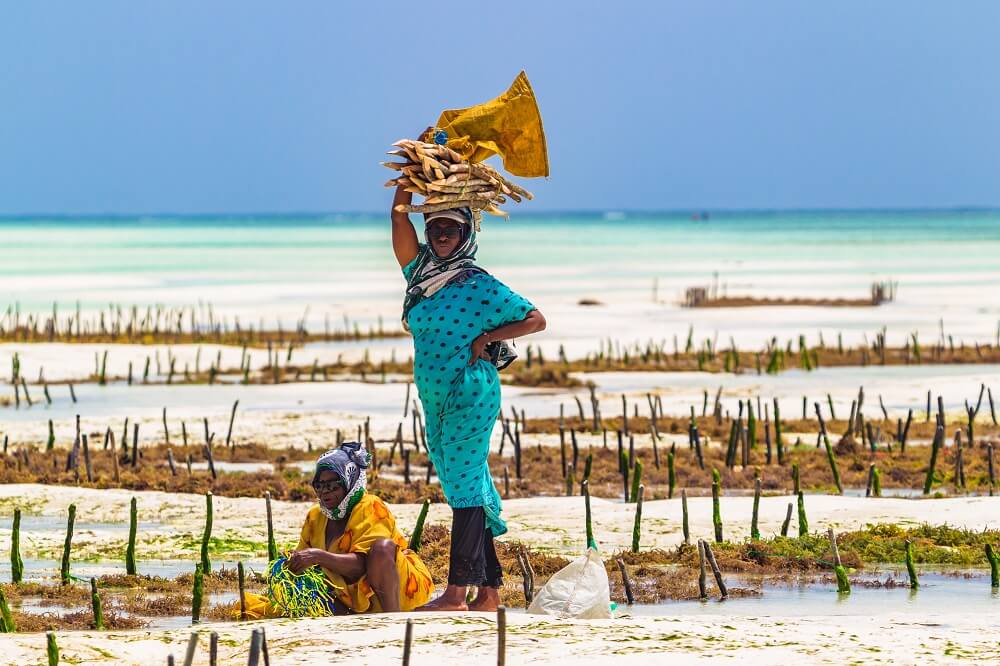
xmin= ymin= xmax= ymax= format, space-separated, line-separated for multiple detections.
xmin=391 ymin=181 xmax=546 ymax=611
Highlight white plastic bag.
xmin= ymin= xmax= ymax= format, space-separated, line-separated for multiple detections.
xmin=527 ymin=548 xmax=612 ymax=619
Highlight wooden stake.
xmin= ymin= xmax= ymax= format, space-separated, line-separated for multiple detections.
xmin=191 ymin=563 xmax=204 ymax=624
xmin=923 ymin=425 xmax=944 ymax=495
xmin=582 ymin=479 xmax=596 ymax=550
xmin=773 ymin=398 xmax=784 ymax=464
xmin=702 ymin=540 xmax=727 ymax=599
xmin=247 ymin=628 xmax=262 ymax=666
xmin=904 ymin=539 xmax=918 ymax=590
xmin=90 ymin=578 xmax=104 ymax=630
xmin=111 ymin=431 xmax=120 ymax=483
xmin=697 ymin=540 xmax=707 ymax=600
xmin=517 ymin=552 xmax=532 ymax=608
xmin=60 ymin=504 xmax=76 ymax=585
xmin=631 ymin=484 xmax=644 ymax=553
xmin=409 ymin=499 xmax=430 ymax=551
xmin=225 ymin=400 xmax=239 ymax=449
xmin=131 ymin=422 xmax=139 ymax=468
xmin=514 ymin=430 xmax=522 ymax=479
xmin=987 ymin=443 xmax=995 ymax=497
xmin=667 ymin=449 xmax=676 ymax=499
xmin=201 ymin=492 xmax=213 ymax=574
xmin=265 ymin=492 xmax=277 ymax=561
xmin=82 ymin=434 xmax=93 ymax=482
xmin=829 ymin=527 xmax=850 ymax=594
xmin=238 ymin=561 xmax=247 ymax=620
xmin=780 ymin=502 xmax=793 ymax=537
xmin=797 ymin=492 xmax=808 ymax=537
xmin=815 ymin=403 xmax=843 ymax=494
xmin=711 ymin=468 xmax=723 ymax=543
xmin=900 ymin=408 xmax=913 ymax=452
xmin=10 ymin=508 xmax=23 ymax=584
xmin=0 ymin=586 xmax=15 ymax=632
xmin=496 ymin=606 xmax=506 ymax=666
xmin=630 ymin=459 xmax=642 ymax=505
xmin=162 ymin=407 xmax=170 ymax=447
xmin=402 ymin=619 xmax=414 ymax=666
xmin=46 ymin=631 xmax=59 ymax=666
xmin=621 ymin=394 xmax=629 ymax=436
xmin=986 ymin=543 xmax=999 ymax=588
xmin=559 ymin=426 xmax=567 ymax=478
xmin=126 ymin=497 xmax=138 ymax=575
xmin=750 ymin=477 xmax=761 ymax=540
xmin=615 ymin=557 xmax=634 ymax=605
xmin=681 ymin=489 xmax=690 ymax=545
xmin=182 ymin=632 xmax=199 ymax=666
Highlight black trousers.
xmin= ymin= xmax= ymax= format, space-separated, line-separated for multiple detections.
xmin=448 ymin=507 xmax=503 ymax=587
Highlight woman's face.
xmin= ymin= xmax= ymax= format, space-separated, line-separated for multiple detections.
xmin=427 ymin=220 xmax=463 ymax=258
xmin=314 ymin=469 xmax=346 ymax=510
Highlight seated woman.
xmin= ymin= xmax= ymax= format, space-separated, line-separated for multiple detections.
xmin=243 ymin=442 xmax=434 ymax=617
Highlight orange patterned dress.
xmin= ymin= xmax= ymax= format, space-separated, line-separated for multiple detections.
xmin=243 ymin=494 xmax=434 ymax=617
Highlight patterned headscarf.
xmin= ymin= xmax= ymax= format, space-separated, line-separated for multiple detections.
xmin=401 ymin=207 xmax=483 ymax=330
xmin=313 ymin=441 xmax=371 ymax=521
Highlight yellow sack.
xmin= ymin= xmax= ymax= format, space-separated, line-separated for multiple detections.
xmin=434 ymin=71 xmax=549 ymax=178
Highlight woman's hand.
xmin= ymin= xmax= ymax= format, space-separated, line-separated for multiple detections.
xmin=287 ymin=548 xmax=327 ymax=574
xmin=468 ymin=334 xmax=492 ymax=366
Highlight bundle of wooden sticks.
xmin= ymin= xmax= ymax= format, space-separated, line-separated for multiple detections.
xmin=383 ymin=138 xmax=533 ymax=229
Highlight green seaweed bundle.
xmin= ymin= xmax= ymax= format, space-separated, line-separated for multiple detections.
xmin=265 ymin=557 xmax=337 ymax=618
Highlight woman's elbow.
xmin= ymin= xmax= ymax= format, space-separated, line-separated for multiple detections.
xmin=530 ymin=310 xmax=546 ymax=333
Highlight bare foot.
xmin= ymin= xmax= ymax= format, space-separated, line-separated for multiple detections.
xmin=467 ymin=586 xmax=500 ymax=612
xmin=414 ymin=585 xmax=468 ymax=612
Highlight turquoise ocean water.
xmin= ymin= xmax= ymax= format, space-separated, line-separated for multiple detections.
xmin=2 ymin=210 xmax=999 ymax=342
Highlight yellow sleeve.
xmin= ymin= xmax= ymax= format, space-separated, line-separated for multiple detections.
xmin=296 ymin=506 xmax=320 ymax=551
xmin=334 ymin=495 xmax=397 ymax=555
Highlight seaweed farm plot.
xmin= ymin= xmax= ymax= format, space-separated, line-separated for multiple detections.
xmin=0 ymin=365 xmax=998 ymax=502
xmin=2 ymin=316 xmax=1000 ymax=660
xmin=5 ymin=323 xmax=1000 ymax=392
xmin=623 ymin=571 xmax=999 ymax=617
xmin=0 ymin=499 xmax=997 ymax=663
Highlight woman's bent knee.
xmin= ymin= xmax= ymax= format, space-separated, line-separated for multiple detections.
xmin=369 ymin=538 xmax=397 ymax=565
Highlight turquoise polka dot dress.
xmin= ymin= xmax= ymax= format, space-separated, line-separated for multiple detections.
xmin=403 ymin=248 xmax=534 ymax=537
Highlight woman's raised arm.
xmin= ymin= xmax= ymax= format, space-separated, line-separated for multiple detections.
xmin=391 ymin=185 xmax=420 ymax=268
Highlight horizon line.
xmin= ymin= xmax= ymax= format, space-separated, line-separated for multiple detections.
xmin=1 ymin=205 xmax=999 ymax=220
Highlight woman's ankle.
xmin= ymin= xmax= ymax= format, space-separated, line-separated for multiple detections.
xmin=468 ymin=586 xmax=501 ymax=610
xmin=439 ymin=584 xmax=469 ymax=602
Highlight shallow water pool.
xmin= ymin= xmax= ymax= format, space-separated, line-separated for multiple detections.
xmin=624 ymin=572 xmax=998 ymax=618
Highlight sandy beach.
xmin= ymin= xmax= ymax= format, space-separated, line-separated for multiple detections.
xmin=2 ymin=606 xmax=999 ymax=665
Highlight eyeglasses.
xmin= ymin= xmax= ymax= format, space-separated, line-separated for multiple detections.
xmin=427 ymin=224 xmax=462 ymax=239
xmin=312 ymin=479 xmax=343 ymax=494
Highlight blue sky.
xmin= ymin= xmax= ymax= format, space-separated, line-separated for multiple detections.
xmin=1 ymin=1 xmax=998 ymax=214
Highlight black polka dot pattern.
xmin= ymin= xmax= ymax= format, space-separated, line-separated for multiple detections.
xmin=399 ymin=265 xmax=534 ymax=535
